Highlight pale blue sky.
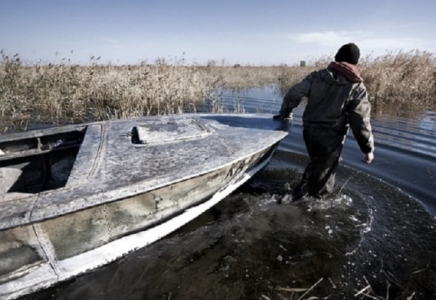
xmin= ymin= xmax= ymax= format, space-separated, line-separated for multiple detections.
xmin=1 ymin=0 xmax=435 ymax=65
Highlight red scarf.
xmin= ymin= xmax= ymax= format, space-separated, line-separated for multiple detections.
xmin=328 ymin=61 xmax=363 ymax=83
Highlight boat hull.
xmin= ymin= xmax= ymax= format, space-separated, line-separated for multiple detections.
xmin=0 ymin=114 xmax=290 ymax=299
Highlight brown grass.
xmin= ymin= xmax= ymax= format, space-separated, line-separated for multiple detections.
xmin=278 ymin=50 xmax=436 ymax=108
xmin=361 ymin=50 xmax=436 ymax=105
xmin=1 ymin=50 xmax=434 ymax=128
xmin=0 ymin=52 xmax=224 ymax=124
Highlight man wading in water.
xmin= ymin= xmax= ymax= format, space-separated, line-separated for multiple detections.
xmin=274 ymin=43 xmax=374 ymax=201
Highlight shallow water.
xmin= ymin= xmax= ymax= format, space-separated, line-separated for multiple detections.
xmin=217 ymin=86 xmax=436 ymax=214
xmin=20 ymin=86 xmax=436 ymax=300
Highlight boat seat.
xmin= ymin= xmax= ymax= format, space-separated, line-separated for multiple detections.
xmin=0 ymin=168 xmax=23 ymax=196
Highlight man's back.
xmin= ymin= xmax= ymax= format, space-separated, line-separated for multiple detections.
xmin=279 ymin=65 xmax=373 ymax=154
xmin=302 ymin=68 xmax=361 ymax=133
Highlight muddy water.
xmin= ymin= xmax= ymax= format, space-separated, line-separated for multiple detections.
xmin=21 ymin=86 xmax=436 ymax=300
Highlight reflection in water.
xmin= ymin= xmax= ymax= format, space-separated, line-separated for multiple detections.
xmin=19 ymin=86 xmax=436 ymax=300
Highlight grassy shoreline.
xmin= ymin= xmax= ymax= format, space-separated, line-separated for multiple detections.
xmin=1 ymin=50 xmax=435 ymax=129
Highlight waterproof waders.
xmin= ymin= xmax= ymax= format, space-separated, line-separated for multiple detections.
xmin=293 ymin=127 xmax=345 ymax=199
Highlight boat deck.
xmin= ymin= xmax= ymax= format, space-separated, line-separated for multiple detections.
xmin=0 ymin=114 xmax=290 ymax=230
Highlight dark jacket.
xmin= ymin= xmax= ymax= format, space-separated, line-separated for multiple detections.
xmin=279 ymin=67 xmax=374 ymax=154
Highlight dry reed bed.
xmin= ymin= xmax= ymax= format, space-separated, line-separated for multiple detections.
xmin=278 ymin=50 xmax=436 ymax=107
xmin=1 ymin=50 xmax=435 ymax=127
xmin=362 ymin=51 xmax=436 ymax=106
xmin=0 ymin=53 xmax=223 ymax=124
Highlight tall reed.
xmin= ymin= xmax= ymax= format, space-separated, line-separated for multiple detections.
xmin=1 ymin=50 xmax=434 ymax=128
xmin=277 ymin=50 xmax=436 ymax=107
xmin=0 ymin=52 xmax=222 ymax=124
xmin=360 ymin=50 xmax=435 ymax=106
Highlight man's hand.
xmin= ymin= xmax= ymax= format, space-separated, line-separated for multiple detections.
xmin=273 ymin=113 xmax=292 ymax=120
xmin=362 ymin=152 xmax=374 ymax=164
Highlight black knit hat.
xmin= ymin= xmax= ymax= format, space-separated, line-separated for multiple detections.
xmin=335 ymin=43 xmax=360 ymax=65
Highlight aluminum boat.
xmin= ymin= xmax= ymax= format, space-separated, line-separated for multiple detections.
xmin=0 ymin=114 xmax=290 ymax=299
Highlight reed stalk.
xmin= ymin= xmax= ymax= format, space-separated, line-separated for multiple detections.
xmin=1 ymin=50 xmax=434 ymax=128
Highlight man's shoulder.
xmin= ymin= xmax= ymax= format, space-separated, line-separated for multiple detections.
xmin=312 ymin=68 xmax=329 ymax=76
xmin=353 ymin=81 xmax=367 ymax=91
xmin=350 ymin=82 xmax=368 ymax=101
xmin=303 ymin=69 xmax=327 ymax=82
xmin=314 ymin=67 xmax=340 ymax=79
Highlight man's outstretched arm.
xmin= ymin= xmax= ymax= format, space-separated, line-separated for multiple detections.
xmin=274 ymin=72 xmax=315 ymax=119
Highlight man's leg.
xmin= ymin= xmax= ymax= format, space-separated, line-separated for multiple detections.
xmin=292 ymin=160 xmax=312 ymax=200
xmin=302 ymin=127 xmax=345 ymax=198
xmin=306 ymin=147 xmax=342 ymax=197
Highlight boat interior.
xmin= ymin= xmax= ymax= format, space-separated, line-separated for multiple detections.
xmin=0 ymin=128 xmax=86 ymax=195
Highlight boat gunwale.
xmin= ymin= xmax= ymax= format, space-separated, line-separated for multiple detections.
xmin=0 ymin=114 xmax=289 ymax=231
xmin=5 ymin=134 xmax=285 ymax=231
